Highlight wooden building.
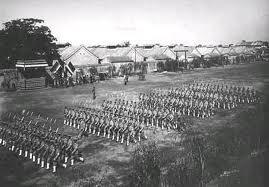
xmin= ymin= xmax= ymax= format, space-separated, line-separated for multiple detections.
xmin=15 ymin=59 xmax=49 ymax=90
xmin=59 ymin=45 xmax=100 ymax=68
xmin=102 ymin=56 xmax=134 ymax=76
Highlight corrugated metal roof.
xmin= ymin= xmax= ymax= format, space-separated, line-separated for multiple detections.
xmin=196 ymin=47 xmax=215 ymax=56
xmin=168 ymin=46 xmax=196 ymax=59
xmin=228 ymin=48 xmax=237 ymax=56
xmin=59 ymin=45 xmax=98 ymax=61
xmin=232 ymin=46 xmax=247 ymax=54
xmin=58 ymin=46 xmax=78 ymax=59
xmin=172 ymin=45 xmax=189 ymax=52
xmin=217 ymin=47 xmax=231 ymax=55
xmin=236 ymin=41 xmax=252 ymax=46
xmin=89 ymin=47 xmax=132 ymax=59
xmin=136 ymin=46 xmax=168 ymax=58
xmin=211 ymin=48 xmax=222 ymax=57
xmin=251 ymin=41 xmax=264 ymax=46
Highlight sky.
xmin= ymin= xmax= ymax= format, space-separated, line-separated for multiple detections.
xmin=0 ymin=0 xmax=269 ymax=46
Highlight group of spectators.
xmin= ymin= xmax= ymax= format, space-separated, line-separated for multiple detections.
xmin=52 ymin=74 xmax=97 ymax=88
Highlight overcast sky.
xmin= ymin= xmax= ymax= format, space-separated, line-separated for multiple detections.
xmin=0 ymin=0 xmax=269 ymax=46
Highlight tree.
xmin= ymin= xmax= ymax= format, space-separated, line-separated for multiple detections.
xmin=89 ymin=66 xmax=98 ymax=75
xmin=56 ymin=42 xmax=71 ymax=48
xmin=112 ymin=65 xmax=116 ymax=76
xmin=157 ymin=61 xmax=164 ymax=72
xmin=0 ymin=18 xmax=59 ymax=69
xmin=119 ymin=64 xmax=127 ymax=76
xmin=165 ymin=59 xmax=178 ymax=72
xmin=164 ymin=157 xmax=201 ymax=187
xmin=141 ymin=62 xmax=148 ymax=74
xmin=134 ymin=62 xmax=142 ymax=72
xmin=107 ymin=65 xmax=113 ymax=77
xmin=123 ymin=41 xmax=131 ymax=47
xmin=127 ymin=62 xmax=133 ymax=75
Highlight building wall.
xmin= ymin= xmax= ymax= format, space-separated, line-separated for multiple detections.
xmin=147 ymin=61 xmax=158 ymax=72
xmin=64 ymin=47 xmax=99 ymax=67
xmin=163 ymin=48 xmax=177 ymax=60
xmin=113 ymin=62 xmax=133 ymax=69
xmin=126 ymin=48 xmax=145 ymax=62
xmin=191 ymin=48 xmax=202 ymax=57
xmin=146 ymin=57 xmax=157 ymax=62
xmin=211 ymin=48 xmax=221 ymax=56
xmin=0 ymin=75 xmax=4 ymax=90
xmin=101 ymin=58 xmax=110 ymax=65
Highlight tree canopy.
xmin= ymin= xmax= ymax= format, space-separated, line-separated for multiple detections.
xmin=0 ymin=18 xmax=59 ymax=69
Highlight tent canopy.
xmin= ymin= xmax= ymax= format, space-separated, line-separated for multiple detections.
xmin=16 ymin=59 xmax=48 ymax=68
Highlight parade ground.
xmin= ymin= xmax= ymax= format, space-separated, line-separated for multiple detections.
xmin=0 ymin=62 xmax=269 ymax=186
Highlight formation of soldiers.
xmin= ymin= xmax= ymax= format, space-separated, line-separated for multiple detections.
xmin=64 ymin=80 xmax=260 ymax=143
xmin=64 ymin=106 xmax=148 ymax=146
xmin=0 ymin=111 xmax=84 ymax=173
xmin=99 ymin=81 xmax=260 ymax=134
xmin=101 ymin=99 xmax=188 ymax=132
xmin=140 ymin=81 xmax=261 ymax=119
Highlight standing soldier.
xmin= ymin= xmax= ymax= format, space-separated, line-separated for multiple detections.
xmin=52 ymin=145 xmax=61 ymax=173
xmin=92 ymin=85 xmax=96 ymax=100
xmin=124 ymin=74 xmax=128 ymax=85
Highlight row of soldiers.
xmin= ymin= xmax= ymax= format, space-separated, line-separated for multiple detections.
xmin=138 ymin=94 xmax=215 ymax=118
xmin=167 ymin=83 xmax=260 ymax=103
xmin=0 ymin=112 xmax=84 ymax=173
xmin=102 ymin=97 xmax=212 ymax=126
xmin=101 ymin=99 xmax=189 ymax=132
xmin=64 ymin=106 xmax=148 ymax=145
xmin=139 ymin=82 xmax=260 ymax=118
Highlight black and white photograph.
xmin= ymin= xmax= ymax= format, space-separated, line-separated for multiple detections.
xmin=0 ymin=0 xmax=269 ymax=186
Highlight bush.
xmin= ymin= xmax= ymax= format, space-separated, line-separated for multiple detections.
xmin=164 ymin=158 xmax=200 ymax=187
xmin=129 ymin=142 xmax=161 ymax=187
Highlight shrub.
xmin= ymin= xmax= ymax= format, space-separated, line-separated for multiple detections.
xmin=129 ymin=142 xmax=161 ymax=187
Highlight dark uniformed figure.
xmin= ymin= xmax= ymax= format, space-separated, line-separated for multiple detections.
xmin=92 ymin=86 xmax=96 ymax=100
xmin=124 ymin=75 xmax=129 ymax=85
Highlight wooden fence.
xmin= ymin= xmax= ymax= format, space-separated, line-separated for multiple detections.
xmin=17 ymin=77 xmax=46 ymax=90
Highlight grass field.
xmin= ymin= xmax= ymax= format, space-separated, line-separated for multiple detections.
xmin=0 ymin=62 xmax=269 ymax=187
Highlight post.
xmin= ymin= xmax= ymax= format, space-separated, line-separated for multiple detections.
xmin=135 ymin=47 xmax=137 ymax=63
xmin=184 ymin=50 xmax=187 ymax=67
xmin=176 ymin=51 xmax=179 ymax=71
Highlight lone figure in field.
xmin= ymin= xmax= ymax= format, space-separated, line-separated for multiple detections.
xmin=92 ymin=85 xmax=96 ymax=100
xmin=124 ymin=75 xmax=129 ymax=85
